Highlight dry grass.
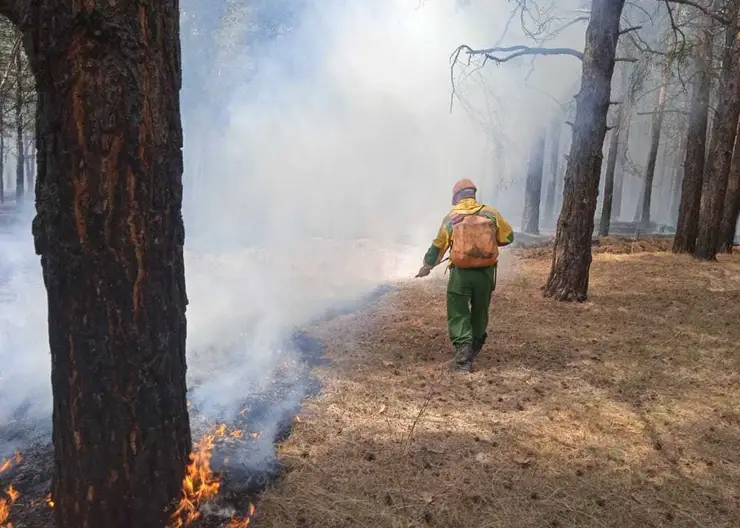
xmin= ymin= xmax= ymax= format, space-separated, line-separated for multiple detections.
xmin=257 ymin=241 xmax=740 ymax=528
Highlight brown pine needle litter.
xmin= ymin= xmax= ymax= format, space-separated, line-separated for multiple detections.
xmin=257 ymin=238 xmax=740 ymax=528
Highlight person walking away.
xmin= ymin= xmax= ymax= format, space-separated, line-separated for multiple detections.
xmin=416 ymin=179 xmax=514 ymax=371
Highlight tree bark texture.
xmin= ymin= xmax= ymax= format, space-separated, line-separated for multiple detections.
xmin=695 ymin=15 xmax=740 ymax=260
xmin=544 ymin=0 xmax=626 ymax=302
xmin=719 ymin=120 xmax=740 ymax=251
xmin=669 ymin=136 xmax=686 ymax=225
xmin=6 ymin=2 xmax=193 ymax=527
xmin=522 ymin=129 xmax=546 ymax=234
xmin=15 ymin=42 xmax=23 ymax=203
xmin=543 ymin=118 xmax=561 ymax=226
xmin=673 ymin=20 xmax=714 ymax=253
xmin=640 ymin=50 xmax=674 ymax=230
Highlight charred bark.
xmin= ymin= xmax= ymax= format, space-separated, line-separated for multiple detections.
xmin=522 ymin=128 xmax=546 ymax=234
xmin=544 ymin=0 xmax=626 ymax=302
xmin=673 ymin=20 xmax=713 ymax=253
xmin=695 ymin=14 xmax=740 ymax=260
xmin=14 ymin=43 xmax=23 ymax=203
xmin=719 ymin=121 xmax=740 ymax=251
xmin=543 ymin=118 xmax=562 ymax=226
xmin=0 ymin=2 xmax=193 ymax=527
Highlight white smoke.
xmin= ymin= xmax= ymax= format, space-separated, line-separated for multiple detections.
xmin=0 ymin=0 xmax=584 ymax=463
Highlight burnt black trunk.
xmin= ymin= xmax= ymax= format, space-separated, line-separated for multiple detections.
xmin=0 ymin=1 xmax=194 ymax=527
xmin=522 ymin=129 xmax=546 ymax=234
xmin=544 ymin=0 xmax=626 ymax=301
xmin=695 ymin=15 xmax=740 ymax=260
xmin=673 ymin=20 xmax=713 ymax=253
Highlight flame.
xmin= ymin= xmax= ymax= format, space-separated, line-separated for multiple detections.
xmin=0 ymin=484 xmax=20 ymax=527
xmin=169 ymin=434 xmax=221 ymax=527
xmin=0 ymin=452 xmax=22 ymax=475
xmin=45 ymin=494 xmax=54 ymax=508
xmin=240 ymin=407 xmax=249 ymax=416
xmin=214 ymin=424 xmax=227 ymax=437
xmin=225 ymin=504 xmax=256 ymax=528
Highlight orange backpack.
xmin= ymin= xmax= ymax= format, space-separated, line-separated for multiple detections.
xmin=449 ymin=207 xmax=499 ymax=268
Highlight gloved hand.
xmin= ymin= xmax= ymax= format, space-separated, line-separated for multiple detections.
xmin=415 ymin=265 xmax=433 ymax=278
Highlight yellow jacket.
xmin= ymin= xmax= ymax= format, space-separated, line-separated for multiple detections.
xmin=423 ymin=198 xmax=514 ymax=267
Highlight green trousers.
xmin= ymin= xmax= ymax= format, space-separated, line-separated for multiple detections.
xmin=446 ymin=266 xmax=496 ymax=348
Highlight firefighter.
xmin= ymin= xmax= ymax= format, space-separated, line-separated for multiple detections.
xmin=416 ymin=179 xmax=514 ymax=371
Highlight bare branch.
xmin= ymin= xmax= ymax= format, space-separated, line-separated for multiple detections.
xmin=662 ymin=0 xmax=733 ymax=25
xmin=453 ymin=44 xmax=584 ymax=65
xmin=619 ymin=25 xmax=643 ymax=35
xmin=616 ymin=57 xmax=640 ymax=62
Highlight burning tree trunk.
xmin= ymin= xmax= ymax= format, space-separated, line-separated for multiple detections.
xmin=544 ymin=0 xmax=626 ymax=302
xmin=0 ymin=2 xmax=192 ymax=527
xmin=719 ymin=122 xmax=740 ymax=251
xmin=14 ymin=43 xmax=23 ymax=203
xmin=673 ymin=17 xmax=714 ymax=253
xmin=543 ymin=118 xmax=562 ymax=226
xmin=640 ymin=48 xmax=675 ymax=230
xmin=695 ymin=13 xmax=740 ymax=260
xmin=522 ymin=129 xmax=546 ymax=234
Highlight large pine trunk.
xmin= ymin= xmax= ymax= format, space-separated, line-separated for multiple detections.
xmin=9 ymin=2 xmax=193 ymax=527
xmin=673 ymin=19 xmax=713 ymax=253
xmin=694 ymin=13 xmax=740 ymax=260
xmin=522 ymin=128 xmax=546 ymax=234
xmin=14 ymin=44 xmax=23 ymax=203
xmin=543 ymin=118 xmax=562 ymax=226
xmin=719 ymin=121 xmax=740 ymax=252
xmin=544 ymin=0 xmax=626 ymax=301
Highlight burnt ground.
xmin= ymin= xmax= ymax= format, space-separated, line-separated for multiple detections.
xmin=257 ymin=239 xmax=740 ymax=528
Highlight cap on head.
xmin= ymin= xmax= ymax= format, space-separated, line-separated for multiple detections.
xmin=452 ymin=178 xmax=477 ymax=204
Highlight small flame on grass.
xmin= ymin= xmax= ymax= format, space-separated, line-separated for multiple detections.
xmin=45 ymin=494 xmax=54 ymax=508
xmin=169 ymin=435 xmax=221 ymax=528
xmin=225 ymin=504 xmax=256 ymax=528
xmin=240 ymin=408 xmax=249 ymax=417
xmin=0 ymin=485 xmax=20 ymax=527
xmin=0 ymin=452 xmax=22 ymax=475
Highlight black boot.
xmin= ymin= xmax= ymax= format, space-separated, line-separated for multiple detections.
xmin=454 ymin=343 xmax=474 ymax=372
xmin=471 ymin=333 xmax=487 ymax=361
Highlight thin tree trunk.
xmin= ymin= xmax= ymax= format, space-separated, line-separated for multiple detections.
xmin=1 ymin=2 xmax=193 ymax=527
xmin=640 ymin=50 xmax=674 ymax=230
xmin=599 ymin=122 xmax=620 ymax=236
xmin=14 ymin=43 xmax=23 ymax=204
xmin=599 ymin=63 xmax=633 ymax=236
xmin=543 ymin=118 xmax=562 ymax=226
xmin=25 ymin=136 xmax=33 ymax=192
xmin=0 ymin=117 xmax=4 ymax=205
xmin=695 ymin=12 xmax=740 ymax=260
xmin=673 ymin=18 xmax=713 ymax=253
xmin=544 ymin=0 xmax=626 ymax=302
xmin=669 ymin=137 xmax=686 ymax=225
xmin=522 ymin=129 xmax=546 ymax=234
xmin=718 ymin=121 xmax=740 ymax=252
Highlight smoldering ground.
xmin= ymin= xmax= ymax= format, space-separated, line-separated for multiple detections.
xmin=0 ymin=0 xmax=585 ymax=521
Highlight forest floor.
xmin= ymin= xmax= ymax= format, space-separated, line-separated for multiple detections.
xmin=256 ymin=238 xmax=740 ymax=528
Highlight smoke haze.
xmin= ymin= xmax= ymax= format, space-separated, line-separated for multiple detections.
xmin=0 ymin=0 xmax=584 ymax=462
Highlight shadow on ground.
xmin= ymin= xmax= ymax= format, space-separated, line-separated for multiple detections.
xmin=257 ymin=249 xmax=740 ymax=527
